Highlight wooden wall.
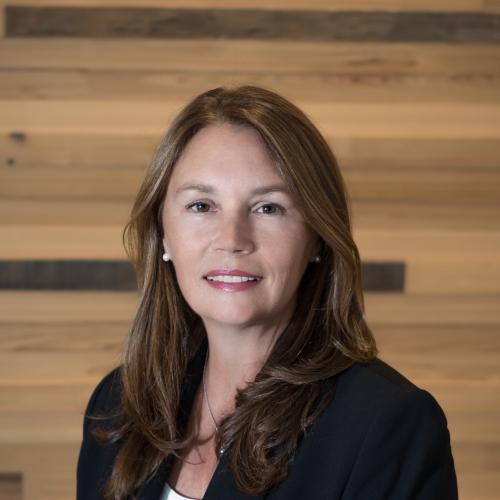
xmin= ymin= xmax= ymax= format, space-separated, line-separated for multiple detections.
xmin=0 ymin=1 xmax=499 ymax=499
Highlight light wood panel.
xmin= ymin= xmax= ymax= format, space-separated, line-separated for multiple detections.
xmin=0 ymin=444 xmax=78 ymax=500
xmin=2 ymin=133 xmax=499 ymax=170
xmin=2 ymin=70 xmax=500 ymax=103
xmin=2 ymin=39 xmax=499 ymax=76
xmin=2 ymin=99 xmax=500 ymax=138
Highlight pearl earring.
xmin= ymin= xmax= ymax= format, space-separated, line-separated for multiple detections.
xmin=162 ymin=253 xmax=170 ymax=262
xmin=312 ymin=256 xmax=320 ymax=263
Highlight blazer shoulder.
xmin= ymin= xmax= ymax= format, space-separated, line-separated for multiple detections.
xmin=338 ymin=356 xmax=432 ymax=401
xmin=328 ymin=356 xmax=450 ymax=433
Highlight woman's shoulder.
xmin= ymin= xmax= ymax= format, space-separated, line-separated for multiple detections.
xmin=337 ymin=356 xmax=444 ymax=410
xmin=315 ymin=356 xmax=450 ymax=444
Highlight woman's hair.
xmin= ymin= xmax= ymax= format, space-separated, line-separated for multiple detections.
xmin=91 ymin=85 xmax=378 ymax=499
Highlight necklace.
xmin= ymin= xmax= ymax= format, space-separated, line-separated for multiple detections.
xmin=202 ymin=350 xmax=225 ymax=455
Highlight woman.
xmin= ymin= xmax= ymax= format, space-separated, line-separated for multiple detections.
xmin=77 ymin=85 xmax=458 ymax=500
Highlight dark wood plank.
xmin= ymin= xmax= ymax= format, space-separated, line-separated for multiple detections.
xmin=0 ymin=260 xmax=136 ymax=290
xmin=0 ymin=260 xmax=404 ymax=291
xmin=5 ymin=7 xmax=500 ymax=42
xmin=0 ymin=473 xmax=22 ymax=500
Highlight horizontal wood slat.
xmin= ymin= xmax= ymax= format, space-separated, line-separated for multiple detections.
xmin=0 ymin=474 xmax=21 ymax=500
xmin=0 ymin=444 xmax=78 ymax=500
xmin=2 ymin=99 xmax=500 ymax=138
xmin=2 ymin=70 xmax=500 ymax=104
xmin=5 ymin=7 xmax=500 ymax=42
xmin=1 ymin=39 xmax=499 ymax=76
xmin=3 ymin=133 xmax=499 ymax=170
xmin=0 ymin=0 xmax=491 ymax=13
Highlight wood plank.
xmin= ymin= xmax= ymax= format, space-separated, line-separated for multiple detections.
xmin=2 ymin=163 xmax=499 ymax=202
xmin=5 ymin=7 xmax=500 ymax=42
xmin=406 ymin=255 xmax=500 ymax=294
xmin=0 ymin=0 xmax=487 ymax=13
xmin=352 ymin=201 xmax=500 ymax=230
xmin=0 ymin=290 xmax=138 ymax=322
xmin=0 ymin=260 xmax=403 ymax=292
xmin=484 ymin=0 xmax=500 ymax=13
xmin=0 ymin=384 xmax=96 ymax=412
xmin=1 ymin=39 xmax=499 ymax=76
xmin=0 ymin=474 xmax=21 ymax=500
xmin=355 ymin=228 xmax=500 ymax=260
xmin=0 ymin=3 xmax=5 ymax=38
xmin=0 ymin=413 xmax=84 ymax=444
xmin=0 ymin=351 xmax=120 ymax=382
xmin=453 ymin=441 xmax=500 ymax=499
xmin=2 ymin=70 xmax=500 ymax=104
xmin=346 ymin=168 xmax=500 ymax=203
xmin=0 ymin=225 xmax=128 ymax=258
xmin=374 ymin=324 xmax=500 ymax=384
xmin=0 ymin=320 xmax=127 ymax=352
xmin=2 ymin=99 xmax=499 ymax=138
xmin=0 ymin=443 xmax=79 ymax=500
xmin=365 ymin=293 xmax=500 ymax=326
xmin=0 ymin=260 xmax=137 ymax=290
xmin=2 ymin=132 xmax=499 ymax=170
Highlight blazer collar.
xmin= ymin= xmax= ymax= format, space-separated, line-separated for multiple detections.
xmin=136 ymin=338 xmax=265 ymax=500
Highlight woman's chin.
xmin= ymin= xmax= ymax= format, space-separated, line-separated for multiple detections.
xmin=199 ymin=309 xmax=265 ymax=329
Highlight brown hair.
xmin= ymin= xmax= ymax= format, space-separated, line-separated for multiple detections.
xmin=91 ymin=85 xmax=378 ymax=499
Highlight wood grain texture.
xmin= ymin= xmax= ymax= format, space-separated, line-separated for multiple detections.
xmin=2 ymin=132 xmax=500 ymax=170
xmin=0 ymin=474 xmax=21 ymax=500
xmin=2 ymin=39 xmax=499 ymax=75
xmin=2 ymin=99 xmax=500 ymax=139
xmin=5 ymin=7 xmax=500 ymax=42
xmin=0 ymin=259 xmax=137 ymax=290
xmin=0 ymin=259 xmax=406 ymax=291
xmin=0 ymin=0 xmax=489 ymax=13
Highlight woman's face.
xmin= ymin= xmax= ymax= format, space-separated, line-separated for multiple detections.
xmin=161 ymin=122 xmax=318 ymax=331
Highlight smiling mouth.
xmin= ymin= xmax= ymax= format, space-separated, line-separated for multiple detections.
xmin=203 ymin=276 xmax=263 ymax=283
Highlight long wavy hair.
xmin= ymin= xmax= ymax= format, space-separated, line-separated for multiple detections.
xmin=91 ymin=85 xmax=378 ymax=499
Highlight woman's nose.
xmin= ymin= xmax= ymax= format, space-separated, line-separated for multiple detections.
xmin=213 ymin=212 xmax=255 ymax=254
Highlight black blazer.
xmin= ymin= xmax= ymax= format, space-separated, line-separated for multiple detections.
xmin=77 ymin=342 xmax=459 ymax=500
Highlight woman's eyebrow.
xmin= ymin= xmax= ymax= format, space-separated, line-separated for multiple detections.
xmin=175 ymin=182 xmax=289 ymax=197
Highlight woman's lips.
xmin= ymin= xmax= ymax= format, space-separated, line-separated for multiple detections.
xmin=203 ymin=276 xmax=262 ymax=292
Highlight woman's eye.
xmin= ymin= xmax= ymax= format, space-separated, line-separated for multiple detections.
xmin=257 ymin=204 xmax=284 ymax=215
xmin=187 ymin=201 xmax=211 ymax=213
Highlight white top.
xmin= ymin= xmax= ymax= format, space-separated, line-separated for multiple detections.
xmin=160 ymin=482 xmax=201 ymax=500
